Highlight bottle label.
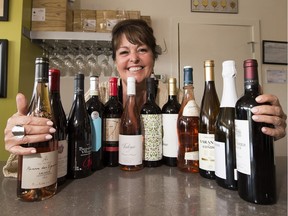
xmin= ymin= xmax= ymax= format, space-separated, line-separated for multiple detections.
xmin=119 ymin=134 xmax=143 ymax=165
xmin=74 ymin=143 xmax=92 ymax=171
xmin=21 ymin=150 xmax=58 ymax=189
xmin=91 ymin=111 xmax=102 ymax=152
xmin=214 ymin=140 xmax=226 ymax=179
xmin=141 ymin=114 xmax=163 ymax=161
xmin=104 ymin=118 xmax=120 ymax=142
xmin=57 ymin=139 xmax=68 ymax=178
xmin=235 ymin=119 xmax=251 ymax=175
xmin=162 ymin=114 xmax=178 ymax=157
xmin=183 ymin=100 xmax=199 ymax=117
xmin=199 ymin=133 xmax=215 ymax=171
xmin=184 ymin=151 xmax=199 ymax=160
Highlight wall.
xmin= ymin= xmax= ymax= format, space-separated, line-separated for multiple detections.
xmin=79 ymin=0 xmax=287 ymax=156
xmin=0 ymin=0 xmax=286 ymax=160
xmin=0 ymin=0 xmax=41 ymax=161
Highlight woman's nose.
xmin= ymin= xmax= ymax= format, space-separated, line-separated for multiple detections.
xmin=129 ymin=52 xmax=140 ymax=63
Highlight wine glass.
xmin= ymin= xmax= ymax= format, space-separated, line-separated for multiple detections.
xmin=49 ymin=40 xmax=64 ymax=72
xmin=75 ymin=41 xmax=88 ymax=75
xmin=63 ymin=41 xmax=76 ymax=77
xmin=101 ymin=47 xmax=113 ymax=77
xmin=87 ymin=42 xmax=102 ymax=76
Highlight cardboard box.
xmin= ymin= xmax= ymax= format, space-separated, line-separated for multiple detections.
xmin=31 ymin=0 xmax=67 ymax=31
xmin=73 ymin=10 xmax=97 ymax=32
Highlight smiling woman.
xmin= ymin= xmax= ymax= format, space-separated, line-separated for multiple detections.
xmin=0 ymin=39 xmax=8 ymax=98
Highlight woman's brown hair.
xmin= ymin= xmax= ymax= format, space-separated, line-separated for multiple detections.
xmin=111 ymin=19 xmax=158 ymax=61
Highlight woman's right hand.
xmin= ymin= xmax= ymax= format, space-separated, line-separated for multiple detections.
xmin=4 ymin=93 xmax=56 ymax=155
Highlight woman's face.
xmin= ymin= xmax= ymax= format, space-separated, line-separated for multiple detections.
xmin=115 ymin=34 xmax=154 ymax=85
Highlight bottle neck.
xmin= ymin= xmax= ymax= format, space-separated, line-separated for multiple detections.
xmin=221 ymin=77 xmax=238 ymax=107
xmin=183 ymin=83 xmax=196 ymax=100
xmin=89 ymin=77 xmax=99 ymax=96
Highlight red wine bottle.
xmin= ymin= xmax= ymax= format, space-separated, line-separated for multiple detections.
xmin=86 ymin=76 xmax=105 ymax=171
xmin=67 ymin=73 xmax=92 ymax=178
xmin=17 ymin=57 xmax=58 ymax=201
xmin=49 ymin=68 xmax=68 ymax=185
xmin=103 ymin=77 xmax=123 ymax=167
xmin=235 ymin=59 xmax=276 ymax=204
xmin=215 ymin=60 xmax=238 ymax=190
xmin=141 ymin=77 xmax=163 ymax=167
xmin=119 ymin=77 xmax=143 ymax=171
xmin=162 ymin=77 xmax=181 ymax=167
xmin=199 ymin=60 xmax=220 ymax=179
xmin=177 ymin=66 xmax=200 ymax=173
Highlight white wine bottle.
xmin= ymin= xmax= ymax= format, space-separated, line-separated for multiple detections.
xmin=199 ymin=60 xmax=220 ymax=179
xmin=215 ymin=60 xmax=238 ymax=190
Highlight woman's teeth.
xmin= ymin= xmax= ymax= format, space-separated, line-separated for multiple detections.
xmin=129 ymin=66 xmax=143 ymax=72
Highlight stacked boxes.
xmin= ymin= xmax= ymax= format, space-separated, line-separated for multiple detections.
xmin=31 ymin=0 xmax=151 ymax=32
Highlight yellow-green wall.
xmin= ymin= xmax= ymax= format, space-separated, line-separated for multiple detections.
xmin=0 ymin=0 xmax=41 ymax=161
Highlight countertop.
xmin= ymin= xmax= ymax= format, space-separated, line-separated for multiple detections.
xmin=0 ymin=157 xmax=287 ymax=216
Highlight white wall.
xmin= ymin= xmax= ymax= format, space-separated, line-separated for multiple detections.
xmin=76 ymin=0 xmax=287 ymax=156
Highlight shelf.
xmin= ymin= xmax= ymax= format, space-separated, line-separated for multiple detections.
xmin=22 ymin=27 xmax=112 ymax=55
xmin=23 ymin=27 xmax=112 ymax=42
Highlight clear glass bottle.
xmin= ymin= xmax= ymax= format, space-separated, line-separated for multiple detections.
xmin=199 ymin=60 xmax=220 ymax=179
xmin=162 ymin=77 xmax=181 ymax=167
xmin=215 ymin=60 xmax=238 ymax=190
xmin=177 ymin=66 xmax=200 ymax=173
xmin=119 ymin=77 xmax=143 ymax=171
xmin=235 ymin=59 xmax=276 ymax=204
xmin=17 ymin=57 xmax=58 ymax=201
xmin=49 ymin=68 xmax=68 ymax=185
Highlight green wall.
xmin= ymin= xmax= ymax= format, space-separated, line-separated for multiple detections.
xmin=0 ymin=0 xmax=41 ymax=161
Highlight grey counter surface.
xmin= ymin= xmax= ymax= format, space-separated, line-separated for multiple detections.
xmin=0 ymin=157 xmax=287 ymax=216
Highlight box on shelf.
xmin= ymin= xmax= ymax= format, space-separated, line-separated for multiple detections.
xmin=31 ymin=0 xmax=67 ymax=31
xmin=140 ymin=15 xmax=152 ymax=27
xmin=96 ymin=10 xmax=141 ymax=33
xmin=73 ymin=10 xmax=97 ymax=32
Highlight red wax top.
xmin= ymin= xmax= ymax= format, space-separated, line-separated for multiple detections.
xmin=49 ymin=68 xmax=60 ymax=92
xmin=244 ymin=59 xmax=258 ymax=81
xmin=109 ymin=77 xmax=118 ymax=96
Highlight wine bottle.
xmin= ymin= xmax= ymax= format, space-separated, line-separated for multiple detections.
xmin=177 ymin=66 xmax=200 ymax=173
xmin=162 ymin=77 xmax=181 ymax=167
xmin=49 ymin=68 xmax=68 ymax=185
xmin=199 ymin=60 xmax=220 ymax=179
xmin=67 ymin=73 xmax=92 ymax=178
xmin=103 ymin=77 xmax=123 ymax=167
xmin=119 ymin=77 xmax=143 ymax=171
xmin=235 ymin=59 xmax=276 ymax=204
xmin=215 ymin=60 xmax=238 ymax=190
xmin=86 ymin=76 xmax=105 ymax=171
xmin=17 ymin=57 xmax=58 ymax=201
xmin=141 ymin=77 xmax=163 ymax=167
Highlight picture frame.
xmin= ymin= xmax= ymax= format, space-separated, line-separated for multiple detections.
xmin=0 ymin=0 xmax=9 ymax=21
xmin=262 ymin=40 xmax=288 ymax=65
xmin=191 ymin=0 xmax=238 ymax=14
xmin=0 ymin=39 xmax=8 ymax=98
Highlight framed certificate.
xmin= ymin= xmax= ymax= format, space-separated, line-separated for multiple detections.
xmin=263 ymin=40 xmax=288 ymax=65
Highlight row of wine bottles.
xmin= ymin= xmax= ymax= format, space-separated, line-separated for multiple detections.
xmin=17 ymin=57 xmax=276 ymax=206
xmin=177 ymin=59 xmax=276 ymax=205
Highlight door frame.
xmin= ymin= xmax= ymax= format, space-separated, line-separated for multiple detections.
xmin=170 ymin=17 xmax=261 ymax=87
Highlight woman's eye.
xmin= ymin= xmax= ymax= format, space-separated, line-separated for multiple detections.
xmin=119 ymin=50 xmax=129 ymax=55
xmin=138 ymin=48 xmax=148 ymax=53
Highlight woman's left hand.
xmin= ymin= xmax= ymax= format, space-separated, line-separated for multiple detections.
xmin=251 ymin=94 xmax=287 ymax=140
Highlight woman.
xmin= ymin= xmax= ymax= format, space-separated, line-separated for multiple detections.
xmin=4 ymin=19 xmax=287 ymax=157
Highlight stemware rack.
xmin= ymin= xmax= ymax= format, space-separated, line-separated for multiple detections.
xmin=22 ymin=27 xmax=112 ymax=56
